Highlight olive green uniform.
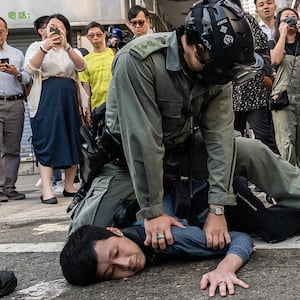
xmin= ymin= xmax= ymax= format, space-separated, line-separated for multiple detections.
xmin=69 ymin=32 xmax=300 ymax=234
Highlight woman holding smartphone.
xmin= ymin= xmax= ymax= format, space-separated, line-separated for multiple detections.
xmin=25 ymin=14 xmax=87 ymax=204
xmin=270 ymin=8 xmax=300 ymax=167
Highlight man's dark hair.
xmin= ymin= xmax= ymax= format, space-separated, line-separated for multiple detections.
xmin=33 ymin=15 xmax=49 ymax=36
xmin=0 ymin=17 xmax=7 ymax=29
xmin=254 ymin=0 xmax=275 ymax=4
xmin=85 ymin=21 xmax=105 ymax=35
xmin=128 ymin=5 xmax=149 ymax=21
xmin=60 ymin=225 xmax=116 ymax=286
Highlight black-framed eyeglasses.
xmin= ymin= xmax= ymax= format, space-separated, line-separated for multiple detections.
xmin=130 ymin=20 xmax=145 ymax=27
xmin=87 ymin=32 xmax=103 ymax=39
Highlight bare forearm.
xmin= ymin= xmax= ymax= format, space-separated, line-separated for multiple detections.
xmin=216 ymin=253 xmax=243 ymax=273
xmin=29 ymin=48 xmax=47 ymax=69
xmin=271 ymin=36 xmax=286 ymax=66
xmin=66 ymin=48 xmax=86 ymax=71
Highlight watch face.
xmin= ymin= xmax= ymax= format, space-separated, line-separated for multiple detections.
xmin=215 ymin=207 xmax=223 ymax=215
xmin=209 ymin=206 xmax=224 ymax=215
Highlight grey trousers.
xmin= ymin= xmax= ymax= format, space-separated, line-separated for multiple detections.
xmin=0 ymin=100 xmax=24 ymax=193
xmin=235 ymin=136 xmax=300 ymax=209
xmin=69 ymin=137 xmax=300 ymax=235
xmin=272 ymin=102 xmax=300 ymax=167
xmin=69 ymin=163 xmax=135 ymax=235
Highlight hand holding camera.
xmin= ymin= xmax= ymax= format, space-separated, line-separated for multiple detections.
xmin=282 ymin=17 xmax=298 ymax=29
xmin=42 ymin=26 xmax=62 ymax=51
xmin=0 ymin=58 xmax=20 ymax=76
xmin=50 ymin=26 xmax=60 ymax=35
xmin=49 ymin=26 xmax=61 ymax=45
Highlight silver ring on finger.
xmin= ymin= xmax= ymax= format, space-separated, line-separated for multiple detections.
xmin=156 ymin=234 xmax=166 ymax=240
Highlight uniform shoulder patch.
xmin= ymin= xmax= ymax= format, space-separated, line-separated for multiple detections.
xmin=130 ymin=34 xmax=170 ymax=59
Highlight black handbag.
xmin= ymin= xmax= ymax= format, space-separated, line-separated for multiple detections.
xmin=269 ymin=90 xmax=289 ymax=111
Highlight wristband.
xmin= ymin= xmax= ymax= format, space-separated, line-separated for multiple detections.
xmin=40 ymin=46 xmax=48 ymax=54
xmin=65 ymin=43 xmax=72 ymax=52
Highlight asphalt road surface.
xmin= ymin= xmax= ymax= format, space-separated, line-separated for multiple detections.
xmin=1 ymin=220 xmax=300 ymax=300
xmin=1 ymin=174 xmax=300 ymax=299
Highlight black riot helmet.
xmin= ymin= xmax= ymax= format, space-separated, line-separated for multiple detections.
xmin=184 ymin=0 xmax=261 ymax=84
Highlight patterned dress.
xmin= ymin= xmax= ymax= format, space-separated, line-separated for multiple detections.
xmin=233 ymin=15 xmax=270 ymax=112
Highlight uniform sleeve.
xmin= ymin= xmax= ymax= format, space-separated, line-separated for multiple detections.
xmin=201 ymin=83 xmax=237 ymax=206
xmin=156 ymin=226 xmax=253 ymax=264
xmin=111 ymin=52 xmax=164 ymax=220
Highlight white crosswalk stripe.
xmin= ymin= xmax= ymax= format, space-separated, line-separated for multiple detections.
xmin=0 ymin=242 xmax=64 ymax=252
xmin=0 ymin=236 xmax=300 ymax=253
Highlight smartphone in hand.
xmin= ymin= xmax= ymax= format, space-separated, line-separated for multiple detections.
xmin=50 ymin=27 xmax=60 ymax=35
xmin=0 ymin=58 xmax=9 ymax=64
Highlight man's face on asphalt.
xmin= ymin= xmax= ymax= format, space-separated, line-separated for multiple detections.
xmin=94 ymin=233 xmax=146 ymax=280
xmin=255 ymin=0 xmax=277 ymax=22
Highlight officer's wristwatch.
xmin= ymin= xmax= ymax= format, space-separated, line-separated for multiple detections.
xmin=208 ymin=206 xmax=224 ymax=216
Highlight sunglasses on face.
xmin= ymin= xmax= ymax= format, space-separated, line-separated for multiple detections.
xmin=87 ymin=32 xmax=103 ymax=39
xmin=130 ymin=20 xmax=146 ymax=27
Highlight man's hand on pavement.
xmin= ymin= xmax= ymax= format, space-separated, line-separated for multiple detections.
xmin=144 ymin=214 xmax=185 ymax=250
xmin=200 ymin=253 xmax=249 ymax=297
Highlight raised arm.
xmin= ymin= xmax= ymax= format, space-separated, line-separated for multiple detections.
xmin=270 ymin=22 xmax=288 ymax=66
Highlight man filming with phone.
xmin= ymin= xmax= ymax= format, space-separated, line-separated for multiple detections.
xmin=0 ymin=16 xmax=31 ymax=202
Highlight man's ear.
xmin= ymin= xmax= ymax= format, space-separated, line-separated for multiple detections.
xmin=106 ymin=227 xmax=124 ymax=237
xmin=195 ymin=44 xmax=206 ymax=64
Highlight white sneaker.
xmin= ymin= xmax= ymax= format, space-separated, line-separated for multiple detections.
xmin=52 ymin=181 xmax=64 ymax=195
xmin=35 ymin=178 xmax=43 ymax=188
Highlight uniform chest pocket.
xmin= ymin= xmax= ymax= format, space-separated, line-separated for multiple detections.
xmin=157 ymin=98 xmax=186 ymax=142
xmin=157 ymin=98 xmax=183 ymax=119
